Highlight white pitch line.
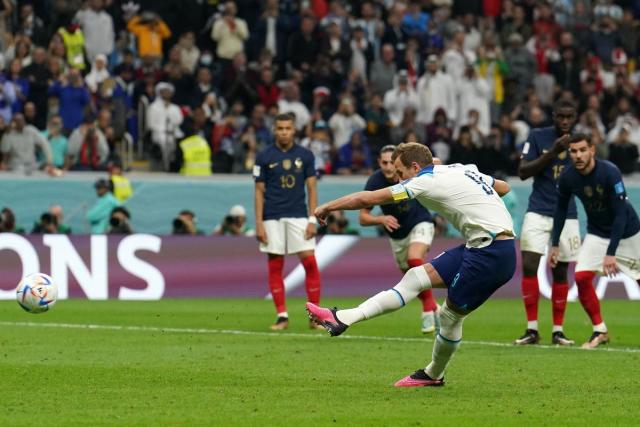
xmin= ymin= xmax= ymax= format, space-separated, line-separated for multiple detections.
xmin=1 ymin=321 xmax=639 ymax=354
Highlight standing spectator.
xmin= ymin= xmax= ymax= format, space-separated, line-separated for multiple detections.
xmin=426 ymin=108 xmax=453 ymax=163
xmin=17 ymin=3 xmax=46 ymax=47
xmin=334 ymin=131 xmax=373 ymax=175
xmin=84 ymin=54 xmax=110 ymax=94
xmin=127 ymin=11 xmax=171 ymax=65
xmin=449 ymin=126 xmax=479 ymax=165
xmin=363 ymin=93 xmax=391 ymax=156
xmin=176 ymin=133 xmax=212 ymax=176
xmin=0 ymin=113 xmax=52 ymax=173
xmin=48 ymin=69 xmax=91 ymax=133
xmin=249 ymin=0 xmax=288 ymax=65
xmin=590 ymin=16 xmax=622 ymax=65
xmin=42 ymin=115 xmax=68 ymax=169
xmin=57 ymin=19 xmax=86 ymax=71
xmin=349 ymin=25 xmax=374 ymax=82
xmin=476 ymin=36 xmax=509 ymax=122
xmin=86 ymin=178 xmax=120 ymax=234
xmin=550 ymin=47 xmax=581 ymax=95
xmin=504 ymin=33 xmax=536 ymax=102
xmin=178 ymin=32 xmax=201 ymax=74
xmin=609 ymin=123 xmax=639 ymax=174
xmin=383 ymin=70 xmax=419 ymax=127
xmin=277 ymin=82 xmax=310 ymax=132
xmin=402 ymin=0 xmax=429 ymax=39
xmin=7 ymin=59 xmax=29 ymax=117
xmin=22 ymin=47 xmax=51 ymax=128
xmin=192 ymin=67 xmax=217 ymax=107
xmin=75 ymin=0 xmax=115 ymax=61
xmin=390 ymin=107 xmax=426 ymax=146
xmin=328 ymin=97 xmax=366 ymax=149
xmin=0 ymin=73 xmax=17 ymax=124
xmin=211 ymin=1 xmax=249 ymax=62
xmin=381 ymin=6 xmax=407 ymax=66
xmin=146 ymin=82 xmax=184 ymax=171
xmin=256 ymin=67 xmax=280 ymax=109
xmin=286 ymin=14 xmax=319 ymax=72
xmin=319 ymin=20 xmax=352 ymax=77
xmin=442 ymin=28 xmax=474 ymax=84
xmin=300 ymin=119 xmax=334 ymax=175
xmin=254 ymin=112 xmax=322 ymax=331
xmin=416 ymin=55 xmax=457 ymax=126
xmin=369 ymin=43 xmax=397 ymax=96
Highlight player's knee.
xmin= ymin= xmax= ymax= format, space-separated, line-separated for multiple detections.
xmin=438 ymin=301 xmax=466 ymax=342
xmin=551 ymin=262 xmax=568 ymax=283
xmin=521 ymin=253 xmax=540 ymax=277
xmin=575 ymin=271 xmax=595 ymax=288
xmin=394 ymin=266 xmax=430 ymax=300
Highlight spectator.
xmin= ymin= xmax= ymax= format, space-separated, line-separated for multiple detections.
xmin=75 ymin=0 xmax=114 ymax=61
xmin=609 ymin=123 xmax=639 ymax=174
xmin=57 ymin=18 xmax=86 ymax=71
xmin=67 ymin=118 xmax=109 ymax=170
xmin=17 ymin=3 xmax=46 ymax=47
xmin=442 ymin=28 xmax=474 ymax=84
xmin=86 ymin=178 xmax=120 ymax=234
xmin=277 ymin=82 xmax=310 ymax=132
xmin=390 ymin=107 xmax=425 ymax=146
xmin=363 ymin=93 xmax=391 ymax=156
xmin=42 ymin=116 xmax=68 ymax=169
xmin=48 ymin=68 xmax=91 ymax=133
xmin=349 ymin=25 xmax=374 ymax=82
xmin=319 ymin=20 xmax=352 ymax=77
xmin=108 ymin=206 xmax=133 ymax=235
xmin=504 ymin=33 xmax=536 ymax=102
xmin=449 ymin=126 xmax=479 ymax=165
xmin=23 ymin=101 xmax=39 ymax=129
xmin=146 ymin=82 xmax=184 ymax=171
xmin=49 ymin=204 xmax=71 ymax=234
xmin=0 ymin=73 xmax=17 ymax=124
xmin=416 ymin=54 xmax=457 ymax=126
xmin=31 ymin=212 xmax=60 ymax=234
xmin=127 ymin=11 xmax=171 ymax=64
xmin=590 ymin=15 xmax=622 ymax=65
xmin=85 ymin=54 xmax=110 ymax=94
xmin=256 ymin=67 xmax=280 ymax=110
xmin=178 ymin=32 xmax=201 ymax=74
xmin=383 ymin=70 xmax=419 ymax=127
xmin=249 ymin=0 xmax=288 ymax=65
xmin=222 ymin=52 xmax=257 ymax=113
xmin=476 ymin=125 xmax=511 ymax=176
xmin=0 ymin=207 xmax=25 ymax=233
xmin=333 ymin=130 xmax=373 ymax=175
xmin=0 ymin=113 xmax=52 ymax=173
xmin=381 ymin=5 xmax=407 ymax=66
xmin=172 ymin=210 xmax=204 ymax=235
xmin=286 ymin=14 xmax=319 ymax=72
xmin=7 ymin=58 xmax=28 ymax=116
xmin=108 ymin=160 xmax=133 ymax=203
xmin=192 ymin=67 xmax=218 ymax=108
xmin=300 ymin=119 xmax=334 ymax=175
xmin=369 ymin=43 xmax=397 ymax=96
xmin=317 ymin=210 xmax=359 ymax=235
xmin=402 ymin=0 xmax=429 ymax=38
xmin=426 ymin=108 xmax=453 ymax=163
xmin=550 ymin=47 xmax=582 ymax=95
xmin=328 ymin=97 xmax=366 ymax=149
xmin=211 ymin=1 xmax=249 ymax=62
xmin=213 ymin=204 xmax=255 ymax=236
xmin=176 ymin=133 xmax=212 ymax=176
xmin=476 ymin=35 xmax=509 ymax=121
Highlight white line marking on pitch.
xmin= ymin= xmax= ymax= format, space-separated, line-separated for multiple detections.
xmin=1 ymin=321 xmax=639 ymax=354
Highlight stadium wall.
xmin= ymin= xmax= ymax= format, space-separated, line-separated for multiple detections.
xmin=0 ymin=234 xmax=638 ymax=301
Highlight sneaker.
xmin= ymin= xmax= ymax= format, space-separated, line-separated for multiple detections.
xmin=305 ymin=302 xmax=349 ymax=337
xmin=394 ymin=369 xmax=444 ymax=388
xmin=308 ymin=319 xmax=326 ymax=330
xmin=269 ymin=316 xmax=289 ymax=331
xmin=581 ymin=331 xmax=610 ymax=349
xmin=551 ymin=331 xmax=575 ymax=346
xmin=421 ymin=311 xmax=436 ymax=334
xmin=514 ymin=329 xmax=540 ymax=345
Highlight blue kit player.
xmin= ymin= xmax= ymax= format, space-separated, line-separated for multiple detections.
xmin=359 ymin=145 xmax=439 ymax=333
xmin=254 ymin=112 xmax=323 ymax=331
xmin=516 ymin=100 xmax=580 ymax=346
xmin=550 ymin=134 xmax=640 ymax=348
xmin=307 ymin=143 xmax=516 ymax=387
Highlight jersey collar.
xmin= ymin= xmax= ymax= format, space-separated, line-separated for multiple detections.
xmin=417 ymin=165 xmax=434 ymax=176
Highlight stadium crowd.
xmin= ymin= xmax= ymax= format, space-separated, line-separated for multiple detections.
xmin=0 ymin=0 xmax=637 ymax=178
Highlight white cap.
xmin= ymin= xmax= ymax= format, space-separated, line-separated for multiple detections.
xmin=228 ymin=205 xmax=246 ymax=217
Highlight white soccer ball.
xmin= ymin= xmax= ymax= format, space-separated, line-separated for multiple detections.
xmin=16 ymin=273 xmax=58 ymax=314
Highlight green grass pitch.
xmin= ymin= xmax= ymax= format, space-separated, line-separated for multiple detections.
xmin=1 ymin=298 xmax=639 ymax=426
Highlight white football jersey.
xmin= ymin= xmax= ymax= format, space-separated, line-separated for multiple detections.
xmin=390 ymin=164 xmax=515 ymax=247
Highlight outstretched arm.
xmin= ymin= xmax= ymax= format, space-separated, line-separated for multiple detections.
xmin=315 ymin=188 xmax=394 ymax=225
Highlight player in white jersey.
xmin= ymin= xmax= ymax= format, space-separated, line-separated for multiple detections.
xmin=307 ymin=143 xmax=516 ymax=387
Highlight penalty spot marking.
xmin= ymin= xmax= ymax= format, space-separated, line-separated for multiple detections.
xmin=1 ymin=320 xmax=639 ymax=354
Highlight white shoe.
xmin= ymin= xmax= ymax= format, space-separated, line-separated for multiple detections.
xmin=421 ymin=311 xmax=436 ymax=334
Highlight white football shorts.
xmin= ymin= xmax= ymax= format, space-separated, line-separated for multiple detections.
xmin=575 ymin=232 xmax=640 ymax=279
xmin=520 ymin=212 xmax=581 ymax=262
xmin=260 ymin=217 xmax=316 ymax=255
xmin=388 ymin=221 xmax=435 ymax=271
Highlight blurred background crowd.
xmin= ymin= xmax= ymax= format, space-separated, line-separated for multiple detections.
xmin=0 ymin=0 xmax=638 ymax=178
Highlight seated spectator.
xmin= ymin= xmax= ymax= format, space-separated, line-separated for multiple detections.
xmin=178 ymin=32 xmax=200 ymax=74
xmin=86 ymin=178 xmax=120 ymax=234
xmin=192 ymin=67 xmax=217 ymax=108
xmin=383 ymin=70 xmax=419 ymax=127
xmin=42 ymin=115 xmax=68 ymax=169
xmin=146 ymin=82 xmax=184 ymax=171
xmin=85 ymin=54 xmax=110 ymax=94
xmin=300 ymin=119 xmax=335 ymax=175
xmin=21 ymin=47 xmax=51 ymax=128
xmin=0 ymin=113 xmax=52 ymax=173
xmin=172 ymin=210 xmax=204 ymax=235
xmin=67 ymin=117 xmax=110 ymax=170
xmin=0 ymin=73 xmax=17 ymax=124
xmin=7 ymin=58 xmax=29 ymax=117
xmin=333 ymin=130 xmax=373 ymax=175
xmin=213 ymin=205 xmax=255 ymax=236
xmin=48 ymin=68 xmax=91 ymax=133
xmin=390 ymin=106 xmax=426 ymax=146
xmin=108 ymin=206 xmax=133 ymax=235
xmin=476 ymin=126 xmax=511 ymax=176
xmin=449 ymin=126 xmax=479 ymax=165
xmin=329 ymin=97 xmax=366 ymax=149
xmin=49 ymin=204 xmax=71 ymax=234
xmin=609 ymin=123 xmax=639 ymax=174
xmin=426 ymin=108 xmax=453 ymax=164
xmin=277 ymin=82 xmax=310 ymax=132
xmin=256 ymin=68 xmax=280 ymax=110
xmin=317 ymin=210 xmax=359 ymax=235
xmin=369 ymin=44 xmax=397 ymax=96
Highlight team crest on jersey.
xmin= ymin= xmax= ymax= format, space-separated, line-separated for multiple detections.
xmin=294 ymin=157 xmax=303 ymax=170
xmin=596 ymin=185 xmax=604 ymax=196
xmin=282 ymin=159 xmax=292 ymax=170
xmin=584 ymin=186 xmax=593 ymax=197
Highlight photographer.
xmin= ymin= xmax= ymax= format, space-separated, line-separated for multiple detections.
xmin=172 ymin=210 xmax=204 ymax=235
xmin=0 ymin=207 xmax=25 ymax=233
xmin=317 ymin=210 xmax=359 ymax=236
xmin=108 ymin=206 xmax=133 ymax=235
xmin=31 ymin=212 xmax=59 ymax=234
xmin=213 ymin=205 xmax=255 ymax=236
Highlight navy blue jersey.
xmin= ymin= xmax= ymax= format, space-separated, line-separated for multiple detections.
xmin=364 ymin=169 xmax=433 ymax=240
xmin=552 ymin=159 xmax=640 ymax=255
xmin=254 ymin=144 xmax=316 ymax=220
xmin=521 ymin=127 xmax=577 ymax=218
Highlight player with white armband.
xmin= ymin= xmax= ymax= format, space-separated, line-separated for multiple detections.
xmin=307 ymin=143 xmax=516 ymax=387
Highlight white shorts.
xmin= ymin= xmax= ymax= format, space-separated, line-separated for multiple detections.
xmin=520 ymin=212 xmax=581 ymax=262
xmin=260 ymin=217 xmax=316 ymax=255
xmin=575 ymin=232 xmax=640 ymax=279
xmin=388 ymin=222 xmax=435 ymax=271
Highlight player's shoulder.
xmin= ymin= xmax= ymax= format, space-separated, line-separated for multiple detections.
xmin=597 ymin=159 xmax=623 ymax=179
xmin=366 ymin=169 xmax=386 ymax=186
xmin=293 ymin=143 xmax=314 ymax=157
xmin=528 ymin=126 xmax=556 ymax=141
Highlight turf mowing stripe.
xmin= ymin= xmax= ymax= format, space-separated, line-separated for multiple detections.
xmin=2 ymin=320 xmax=639 ymax=354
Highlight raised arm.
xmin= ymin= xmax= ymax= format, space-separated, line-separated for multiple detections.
xmin=519 ymin=134 xmax=570 ymax=180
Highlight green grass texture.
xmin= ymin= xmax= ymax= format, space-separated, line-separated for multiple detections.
xmin=1 ymin=298 xmax=639 ymax=426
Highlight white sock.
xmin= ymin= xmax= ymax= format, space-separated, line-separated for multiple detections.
xmin=593 ymin=322 xmax=607 ymax=333
xmin=425 ymin=302 xmax=465 ymax=380
xmin=277 ymin=312 xmax=288 ymax=318
xmin=336 ymin=266 xmax=431 ymax=325
xmin=527 ymin=320 xmax=538 ymax=331
xmin=552 ymin=325 xmax=563 ymax=333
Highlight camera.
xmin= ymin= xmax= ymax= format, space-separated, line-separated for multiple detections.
xmin=327 ymin=213 xmax=348 ymax=228
xmin=172 ymin=217 xmax=189 ymax=234
xmin=108 ymin=207 xmax=132 ymax=234
xmin=224 ymin=215 xmax=241 ymax=226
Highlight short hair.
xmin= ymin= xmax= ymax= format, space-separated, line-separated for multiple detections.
xmin=391 ymin=142 xmax=433 ymax=168
xmin=569 ymin=133 xmax=592 ymax=146
xmin=274 ymin=112 xmax=296 ymax=124
xmin=553 ymin=99 xmax=576 ymax=113
xmin=379 ymin=144 xmax=396 ymax=156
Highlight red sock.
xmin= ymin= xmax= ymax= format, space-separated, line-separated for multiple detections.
xmin=408 ymin=258 xmax=437 ymax=312
xmin=575 ymin=271 xmax=602 ymax=325
xmin=268 ymin=256 xmax=286 ymax=314
xmin=551 ymin=282 xmax=569 ymax=327
xmin=302 ymin=255 xmax=321 ymax=305
xmin=521 ymin=276 xmax=539 ymax=323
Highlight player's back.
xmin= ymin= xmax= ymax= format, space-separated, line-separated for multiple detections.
xmin=397 ymin=164 xmax=514 ymax=246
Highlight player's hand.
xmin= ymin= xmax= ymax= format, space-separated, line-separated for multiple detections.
xmin=256 ymin=223 xmax=268 ymax=245
xmin=551 ymin=134 xmax=571 ymax=156
xmin=548 ymin=246 xmax=560 ymax=268
xmin=305 ymin=223 xmax=317 ymax=240
xmin=382 ymin=215 xmax=400 ymax=233
xmin=314 ymin=204 xmax=330 ymax=225
xmin=603 ymin=255 xmax=619 ymax=277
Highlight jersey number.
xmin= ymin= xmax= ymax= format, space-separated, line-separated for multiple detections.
xmin=568 ymin=236 xmax=580 ymax=251
xmin=280 ymin=175 xmax=296 ymax=189
xmin=552 ymin=165 xmax=564 ymax=179
xmin=464 ymin=170 xmax=494 ymax=195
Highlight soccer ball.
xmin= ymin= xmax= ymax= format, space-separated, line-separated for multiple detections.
xmin=16 ymin=273 xmax=58 ymax=314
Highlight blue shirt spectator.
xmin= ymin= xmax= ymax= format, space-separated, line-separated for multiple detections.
xmin=48 ymin=70 xmax=91 ymax=132
xmin=334 ymin=131 xmax=373 ymax=175
xmin=402 ymin=2 xmax=430 ymax=37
